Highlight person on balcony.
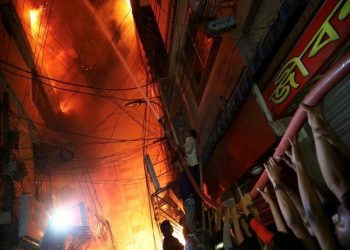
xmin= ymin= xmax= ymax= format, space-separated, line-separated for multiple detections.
xmin=182 ymin=128 xmax=201 ymax=228
xmin=172 ymin=155 xmax=197 ymax=236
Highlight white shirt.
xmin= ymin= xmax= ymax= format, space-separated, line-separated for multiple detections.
xmin=184 ymin=136 xmax=199 ymax=166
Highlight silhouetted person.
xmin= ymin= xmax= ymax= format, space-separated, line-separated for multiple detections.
xmin=160 ymin=220 xmax=184 ymax=250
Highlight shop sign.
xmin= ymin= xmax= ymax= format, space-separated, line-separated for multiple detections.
xmin=264 ymin=0 xmax=350 ymax=118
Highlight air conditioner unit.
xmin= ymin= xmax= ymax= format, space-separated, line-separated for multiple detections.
xmin=19 ymin=194 xmax=49 ymax=244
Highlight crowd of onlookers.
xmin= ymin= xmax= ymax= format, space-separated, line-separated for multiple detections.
xmin=160 ymin=104 xmax=350 ymax=250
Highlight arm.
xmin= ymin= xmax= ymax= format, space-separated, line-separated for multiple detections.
xmin=265 ymin=158 xmax=317 ymax=250
xmin=278 ymin=155 xmax=315 ymax=224
xmin=222 ymin=207 xmax=234 ymax=249
xmin=285 ymin=188 xmax=306 ymax=222
xmin=231 ymin=206 xmax=244 ymax=245
xmin=239 ymin=217 xmax=252 ymax=238
xmin=223 ymin=222 xmax=234 ymax=249
xmin=215 ymin=206 xmax=223 ymax=232
xmin=302 ymin=104 xmax=350 ymax=201
xmin=290 ymin=138 xmax=337 ymax=250
xmin=241 ymin=194 xmax=274 ymax=244
xmin=241 ymin=193 xmax=261 ymax=222
xmin=257 ymin=187 xmax=287 ymax=233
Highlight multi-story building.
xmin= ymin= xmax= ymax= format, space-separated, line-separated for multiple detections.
xmin=1 ymin=0 xmax=350 ymax=248
xmin=137 ymin=0 xmax=350 ymax=230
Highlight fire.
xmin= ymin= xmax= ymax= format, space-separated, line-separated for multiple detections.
xmin=125 ymin=0 xmax=131 ymax=9
xmin=29 ymin=7 xmax=43 ymax=38
xmin=114 ymin=0 xmax=134 ymax=29
xmin=59 ymin=100 xmax=72 ymax=113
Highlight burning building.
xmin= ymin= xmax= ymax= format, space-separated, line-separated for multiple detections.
xmin=0 ymin=0 xmax=350 ymax=249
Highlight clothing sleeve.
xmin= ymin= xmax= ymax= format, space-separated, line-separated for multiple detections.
xmin=184 ymin=137 xmax=195 ymax=154
xmin=248 ymin=217 xmax=274 ymax=245
xmin=223 ymin=222 xmax=233 ymax=250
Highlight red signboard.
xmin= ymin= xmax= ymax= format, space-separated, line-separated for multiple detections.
xmin=203 ymin=94 xmax=276 ymax=200
xmin=264 ymin=0 xmax=350 ymax=118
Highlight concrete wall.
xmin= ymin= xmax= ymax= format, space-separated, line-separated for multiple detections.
xmin=173 ymin=0 xmax=282 ymax=150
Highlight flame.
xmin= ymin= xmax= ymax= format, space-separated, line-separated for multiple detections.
xmin=114 ymin=0 xmax=134 ymax=33
xmin=125 ymin=0 xmax=131 ymax=9
xmin=29 ymin=7 xmax=43 ymax=38
xmin=59 ymin=100 xmax=72 ymax=113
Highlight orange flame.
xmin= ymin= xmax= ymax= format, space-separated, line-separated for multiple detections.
xmin=29 ymin=7 xmax=43 ymax=38
xmin=59 ymin=100 xmax=73 ymax=113
xmin=125 ymin=0 xmax=131 ymax=9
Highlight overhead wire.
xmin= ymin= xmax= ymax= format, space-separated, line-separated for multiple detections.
xmin=0 ymin=60 xmax=153 ymax=92
xmin=84 ymin=2 xmax=164 ymax=134
xmin=10 ymin=110 xmax=162 ymax=142
xmin=0 ymin=64 xmax=154 ymax=102
xmin=6 ymin=1 xmax=161 ymax=248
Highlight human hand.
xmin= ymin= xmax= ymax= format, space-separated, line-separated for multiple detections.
xmin=222 ymin=208 xmax=230 ymax=223
xmin=241 ymin=194 xmax=254 ymax=216
xmin=257 ymin=187 xmax=272 ymax=203
xmin=264 ymin=157 xmax=282 ymax=186
xmin=300 ymin=103 xmax=322 ymax=129
xmin=286 ymin=137 xmax=304 ymax=170
xmin=277 ymin=152 xmax=296 ymax=172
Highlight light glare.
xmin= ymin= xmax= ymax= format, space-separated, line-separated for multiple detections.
xmin=50 ymin=209 xmax=73 ymax=231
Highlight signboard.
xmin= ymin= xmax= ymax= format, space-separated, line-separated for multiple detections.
xmin=264 ymin=0 xmax=350 ymax=118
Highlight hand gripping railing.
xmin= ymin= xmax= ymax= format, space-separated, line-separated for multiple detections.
xmin=249 ymin=52 xmax=350 ymax=198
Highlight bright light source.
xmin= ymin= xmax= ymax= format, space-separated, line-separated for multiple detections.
xmin=173 ymin=229 xmax=186 ymax=246
xmin=29 ymin=7 xmax=43 ymax=37
xmin=50 ymin=209 xmax=73 ymax=231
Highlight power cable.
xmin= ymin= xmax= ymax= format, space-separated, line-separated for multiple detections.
xmin=11 ymin=110 xmax=163 ymax=142
xmin=0 ymin=59 xmax=153 ymax=91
